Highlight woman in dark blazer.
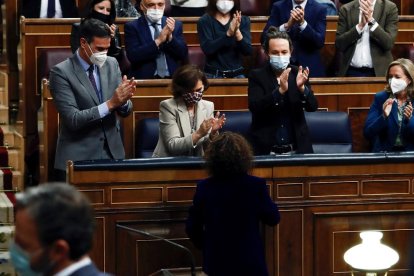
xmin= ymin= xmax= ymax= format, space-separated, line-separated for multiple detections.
xmin=364 ymin=58 xmax=414 ymax=152
xmin=70 ymin=0 xmax=121 ymax=59
xmin=186 ymin=132 xmax=280 ymax=275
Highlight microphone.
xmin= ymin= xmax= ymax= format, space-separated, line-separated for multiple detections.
xmin=116 ymin=224 xmax=196 ymax=276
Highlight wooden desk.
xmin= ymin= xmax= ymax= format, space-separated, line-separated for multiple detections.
xmin=68 ymin=153 xmax=414 ymax=275
xmin=41 ymin=77 xmax=386 ymax=182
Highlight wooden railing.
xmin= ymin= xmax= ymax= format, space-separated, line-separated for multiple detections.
xmin=67 ymin=154 xmax=414 ymax=275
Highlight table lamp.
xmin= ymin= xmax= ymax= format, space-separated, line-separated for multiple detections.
xmin=343 ymin=231 xmax=399 ymax=276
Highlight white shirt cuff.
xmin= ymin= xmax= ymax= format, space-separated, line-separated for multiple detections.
xmin=98 ymin=102 xmax=110 ymax=118
xmin=299 ymin=21 xmax=307 ymax=31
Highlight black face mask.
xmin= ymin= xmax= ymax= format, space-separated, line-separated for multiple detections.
xmin=90 ymin=10 xmax=112 ymax=25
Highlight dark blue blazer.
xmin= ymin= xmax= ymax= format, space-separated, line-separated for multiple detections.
xmin=124 ymin=16 xmax=188 ymax=79
xmin=364 ymin=91 xmax=414 ymax=152
xmin=70 ymin=262 xmax=108 ymax=276
xmin=186 ymin=174 xmax=280 ymax=276
xmin=262 ymin=0 xmax=327 ymax=77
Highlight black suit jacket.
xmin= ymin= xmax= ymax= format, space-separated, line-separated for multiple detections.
xmin=248 ymin=63 xmax=318 ymax=154
xmin=186 ymin=174 xmax=280 ymax=276
xmin=21 ymin=0 xmax=78 ymax=18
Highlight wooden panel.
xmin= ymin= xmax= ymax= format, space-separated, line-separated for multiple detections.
xmin=111 ymin=187 xmax=163 ymax=204
xmin=361 ymin=179 xmax=411 ymax=196
xmin=276 ymin=183 xmax=304 ymax=199
xmin=167 ymin=186 xmax=196 ymax=203
xmin=277 ymin=209 xmax=303 ymax=276
xmin=79 ymin=189 xmax=105 ymax=205
xmin=91 ymin=216 xmax=106 ymax=272
xmin=314 ymin=210 xmax=414 ymax=275
xmin=309 ymin=181 xmax=359 ymax=198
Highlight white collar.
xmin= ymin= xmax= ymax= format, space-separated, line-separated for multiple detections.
xmin=54 ymin=256 xmax=92 ymax=276
xmin=292 ymin=0 xmax=307 ymax=9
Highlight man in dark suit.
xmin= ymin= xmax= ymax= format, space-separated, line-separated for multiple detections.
xmin=262 ymin=0 xmax=327 ymax=77
xmin=21 ymin=0 xmax=78 ymax=18
xmin=249 ymin=27 xmax=318 ymax=155
xmin=49 ymin=18 xmax=135 ymax=180
xmin=335 ymin=0 xmax=398 ymax=77
xmin=124 ymin=0 xmax=188 ymax=79
xmin=11 ymin=183 xmax=106 ymax=275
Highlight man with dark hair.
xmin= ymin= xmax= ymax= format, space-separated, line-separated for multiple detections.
xmin=10 ymin=183 xmax=104 ymax=275
xmin=248 ymin=27 xmax=318 ymax=155
xmin=49 ymin=18 xmax=135 ymax=180
xmin=263 ymin=0 xmax=327 ymax=77
xmin=124 ymin=0 xmax=188 ymax=79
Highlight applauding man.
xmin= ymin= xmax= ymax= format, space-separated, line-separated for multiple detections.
xmin=125 ymin=0 xmax=188 ymax=79
xmin=335 ymin=0 xmax=398 ymax=77
xmin=49 ymin=18 xmax=135 ymax=180
xmin=262 ymin=0 xmax=327 ymax=77
xmin=248 ymin=27 xmax=318 ymax=155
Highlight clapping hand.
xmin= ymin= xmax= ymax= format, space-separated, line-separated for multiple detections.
xmin=107 ymin=75 xmax=135 ymax=111
xmin=296 ymin=66 xmax=309 ymax=93
xmin=227 ymin=11 xmax=242 ymax=37
xmin=211 ymin=111 xmax=226 ymax=135
xmin=278 ymin=68 xmax=291 ymax=95
xmin=403 ymin=102 xmax=413 ymax=120
xmin=382 ymin=98 xmax=394 ymax=118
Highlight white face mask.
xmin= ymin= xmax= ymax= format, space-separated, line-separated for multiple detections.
xmin=87 ymin=43 xmax=107 ymax=68
xmin=389 ymin=77 xmax=408 ymax=94
xmin=269 ymin=55 xmax=290 ymax=71
xmin=146 ymin=8 xmax=164 ymax=23
xmin=216 ymin=0 xmax=234 ymax=14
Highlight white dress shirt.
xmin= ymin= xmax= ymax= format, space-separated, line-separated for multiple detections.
xmin=40 ymin=0 xmax=63 ymax=18
xmin=350 ymin=0 xmax=378 ymax=68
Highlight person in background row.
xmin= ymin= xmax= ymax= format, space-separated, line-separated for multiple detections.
xmin=186 ymin=131 xmax=280 ymax=276
xmin=170 ymin=0 xmax=208 ymax=16
xmin=115 ymin=0 xmax=140 ymax=17
xmin=262 ymin=0 xmax=327 ymax=77
xmin=269 ymin=0 xmax=338 ymax=13
xmin=71 ymin=0 xmax=122 ymax=62
xmin=11 ymin=183 xmax=106 ymax=275
xmin=152 ymin=64 xmax=226 ymax=157
xmin=335 ymin=0 xmax=398 ymax=77
xmin=49 ymin=18 xmax=134 ymax=180
xmin=248 ymin=27 xmax=318 ymax=155
xmin=21 ymin=0 xmax=78 ymax=18
xmin=198 ymin=0 xmax=252 ymax=78
xmin=364 ymin=58 xmax=414 ymax=152
xmin=125 ymin=0 xmax=188 ymax=79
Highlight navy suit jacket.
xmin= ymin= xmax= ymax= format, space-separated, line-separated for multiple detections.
xmin=186 ymin=174 xmax=280 ymax=276
xmin=262 ymin=0 xmax=327 ymax=77
xmin=124 ymin=16 xmax=188 ymax=79
xmin=21 ymin=0 xmax=78 ymax=18
xmin=69 ymin=262 xmax=107 ymax=276
xmin=364 ymin=91 xmax=414 ymax=152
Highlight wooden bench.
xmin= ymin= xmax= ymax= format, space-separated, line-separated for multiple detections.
xmin=67 ymin=153 xmax=414 ymax=275
xmin=41 ymin=77 xmax=387 ymax=182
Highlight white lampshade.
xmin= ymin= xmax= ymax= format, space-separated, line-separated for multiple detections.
xmin=343 ymin=231 xmax=399 ymax=272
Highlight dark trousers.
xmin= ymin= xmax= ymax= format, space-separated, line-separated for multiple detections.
xmin=346 ymin=66 xmax=376 ymax=77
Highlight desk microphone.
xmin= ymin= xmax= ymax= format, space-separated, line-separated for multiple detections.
xmin=116 ymin=224 xmax=196 ymax=276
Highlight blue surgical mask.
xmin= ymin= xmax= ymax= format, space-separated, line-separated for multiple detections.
xmin=269 ymin=55 xmax=290 ymax=71
xmin=10 ymin=242 xmax=42 ymax=276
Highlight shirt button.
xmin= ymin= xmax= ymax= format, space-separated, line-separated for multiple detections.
xmin=281 ymin=124 xmax=284 ymax=128
xmin=281 ymin=138 xmax=285 ymax=141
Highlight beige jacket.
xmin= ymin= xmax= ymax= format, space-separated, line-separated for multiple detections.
xmin=152 ymin=97 xmax=214 ymax=157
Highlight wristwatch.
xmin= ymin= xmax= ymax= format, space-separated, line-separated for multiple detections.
xmin=368 ymin=18 xmax=377 ymax=27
